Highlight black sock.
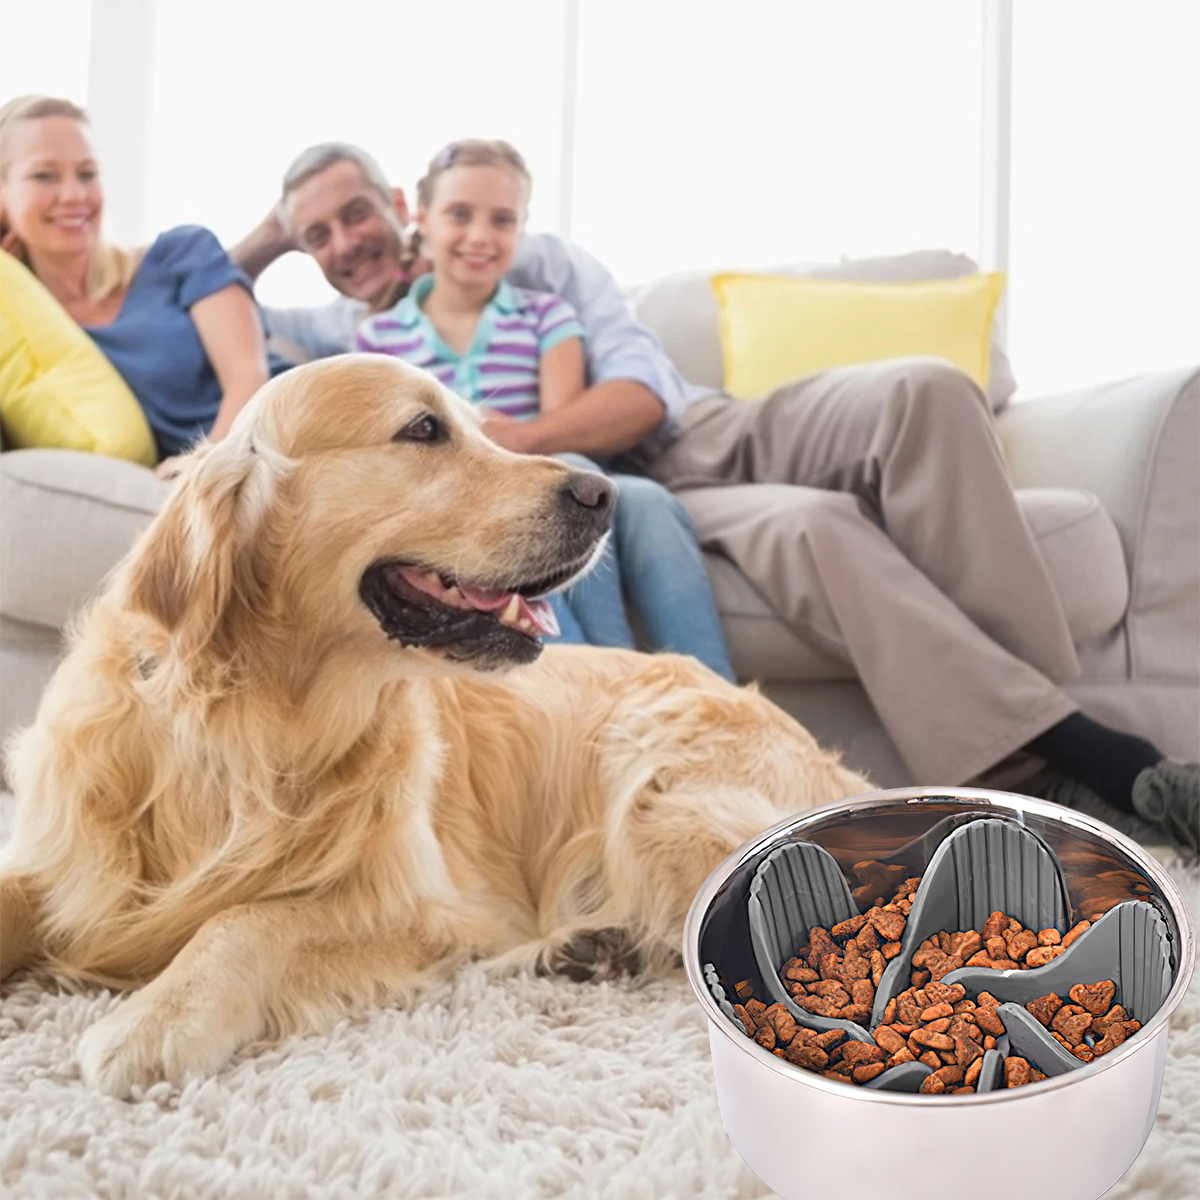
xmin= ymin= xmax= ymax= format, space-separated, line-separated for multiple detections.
xmin=1026 ymin=713 xmax=1162 ymax=812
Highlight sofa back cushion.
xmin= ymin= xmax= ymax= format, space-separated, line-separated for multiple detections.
xmin=707 ymin=487 xmax=1127 ymax=683
xmin=632 ymin=249 xmax=1017 ymax=411
xmin=1 ymin=460 xmax=1125 ymax=674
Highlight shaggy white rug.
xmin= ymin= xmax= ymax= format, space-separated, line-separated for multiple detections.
xmin=1 ymin=792 xmax=1197 ymax=1200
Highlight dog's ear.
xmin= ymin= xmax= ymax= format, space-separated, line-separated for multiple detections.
xmin=126 ymin=439 xmax=268 ymax=658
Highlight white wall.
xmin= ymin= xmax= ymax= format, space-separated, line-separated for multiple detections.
xmin=139 ymin=0 xmax=986 ymax=305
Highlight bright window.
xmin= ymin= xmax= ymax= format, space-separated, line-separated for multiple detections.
xmin=141 ymin=0 xmax=985 ymax=302
xmin=571 ymin=0 xmax=985 ymax=284
xmin=8 ymin=1 xmax=1193 ymax=402
xmin=1007 ymin=1 xmax=1200 ymax=398
xmin=0 ymin=2 xmax=92 ymax=113
xmin=145 ymin=0 xmax=568 ymax=307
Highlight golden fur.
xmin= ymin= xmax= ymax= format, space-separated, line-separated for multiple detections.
xmin=0 ymin=355 xmax=870 ymax=1096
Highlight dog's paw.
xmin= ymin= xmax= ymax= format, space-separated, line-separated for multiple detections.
xmin=543 ymin=928 xmax=642 ymax=983
xmin=77 ymin=990 xmax=236 ymax=1098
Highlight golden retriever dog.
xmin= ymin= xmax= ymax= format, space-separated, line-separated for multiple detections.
xmin=0 ymin=355 xmax=869 ymax=1097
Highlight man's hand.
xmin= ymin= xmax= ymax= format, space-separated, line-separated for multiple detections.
xmin=480 ymin=411 xmax=536 ymax=454
xmin=155 ymin=456 xmax=185 ymax=481
xmin=230 ymin=203 xmax=297 ymax=282
xmin=482 ymin=381 xmax=665 ymax=459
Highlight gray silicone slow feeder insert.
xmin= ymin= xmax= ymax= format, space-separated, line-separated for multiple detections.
xmin=943 ymin=899 xmax=1172 ymax=1022
xmin=869 ymin=817 xmax=1071 ymax=1027
xmin=974 ymin=1048 xmax=1006 ymax=1092
xmin=703 ymin=962 xmax=740 ymax=1024
xmin=747 ymin=840 xmax=875 ymax=1043
xmin=949 ymin=900 xmax=1174 ymax=1078
xmin=997 ymin=1005 xmax=1082 ymax=1076
xmin=746 ymin=840 xmax=936 ymax=1091
xmin=725 ymin=804 xmax=1177 ymax=1096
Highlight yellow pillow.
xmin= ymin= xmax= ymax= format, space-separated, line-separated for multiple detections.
xmin=711 ymin=271 xmax=1006 ymax=400
xmin=0 ymin=249 xmax=156 ymax=465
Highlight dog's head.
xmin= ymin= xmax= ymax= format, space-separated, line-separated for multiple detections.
xmin=124 ymin=355 xmax=614 ymax=674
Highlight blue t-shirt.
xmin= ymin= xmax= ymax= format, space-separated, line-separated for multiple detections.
xmin=86 ymin=225 xmax=252 ymax=459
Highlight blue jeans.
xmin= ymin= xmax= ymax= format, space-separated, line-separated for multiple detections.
xmin=548 ymin=455 xmax=735 ymax=681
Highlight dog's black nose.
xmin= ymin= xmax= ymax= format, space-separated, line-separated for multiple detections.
xmin=561 ymin=471 xmax=616 ymax=520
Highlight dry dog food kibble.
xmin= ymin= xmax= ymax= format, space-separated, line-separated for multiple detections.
xmin=725 ymin=875 xmax=1135 ymax=1094
xmin=779 ymin=875 xmax=920 ymax=1023
xmin=1022 ymin=983 xmax=1141 ymax=1061
xmin=731 ymin=970 xmax=1060 ymax=1094
xmin=909 ymin=909 xmax=1093 ymax=985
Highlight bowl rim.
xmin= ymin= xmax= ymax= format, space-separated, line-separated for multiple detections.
xmin=683 ymin=786 xmax=1196 ymax=1107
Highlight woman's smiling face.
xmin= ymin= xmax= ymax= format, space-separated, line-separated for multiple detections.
xmin=0 ymin=115 xmax=104 ymax=260
xmin=417 ymin=163 xmax=525 ymax=293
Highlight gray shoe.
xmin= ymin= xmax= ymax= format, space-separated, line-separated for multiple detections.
xmin=1017 ymin=768 xmax=1195 ymax=854
xmin=1132 ymin=761 xmax=1200 ymax=855
xmin=1020 ymin=767 xmax=1106 ymax=814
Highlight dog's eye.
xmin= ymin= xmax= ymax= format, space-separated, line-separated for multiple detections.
xmin=394 ymin=414 xmax=447 ymax=445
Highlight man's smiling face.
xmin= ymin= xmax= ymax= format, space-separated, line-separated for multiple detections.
xmin=285 ymin=159 xmax=408 ymax=308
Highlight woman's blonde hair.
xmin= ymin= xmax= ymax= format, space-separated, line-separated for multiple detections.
xmin=415 ymin=139 xmax=532 ymax=210
xmin=0 ymin=94 xmax=138 ymax=302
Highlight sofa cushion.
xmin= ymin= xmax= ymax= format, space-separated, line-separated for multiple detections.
xmin=705 ymin=554 xmax=852 ymax=683
xmin=632 ymin=249 xmax=1018 ymax=412
xmin=0 ymin=614 xmax=63 ymax=760
xmin=1 ymin=451 xmax=1128 ymax=684
xmin=1000 ymin=366 xmax=1199 ymax=688
xmin=706 ymin=487 xmax=1129 ymax=682
xmin=0 ymin=449 xmax=169 ymax=629
xmin=1015 ymin=488 xmax=1129 ymax=645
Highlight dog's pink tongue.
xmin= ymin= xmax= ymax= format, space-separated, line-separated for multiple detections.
xmin=457 ymin=585 xmax=509 ymax=612
xmin=459 ymin=585 xmax=560 ymax=637
xmin=523 ymin=597 xmax=560 ymax=637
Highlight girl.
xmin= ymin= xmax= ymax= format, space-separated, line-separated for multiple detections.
xmin=357 ymin=139 xmax=734 ymax=680
xmin=0 ymin=95 xmax=268 ymax=476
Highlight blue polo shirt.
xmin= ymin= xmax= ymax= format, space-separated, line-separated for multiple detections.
xmin=356 ymin=275 xmax=583 ymax=419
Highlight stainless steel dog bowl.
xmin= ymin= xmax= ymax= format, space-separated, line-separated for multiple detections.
xmin=683 ymin=787 xmax=1195 ymax=1200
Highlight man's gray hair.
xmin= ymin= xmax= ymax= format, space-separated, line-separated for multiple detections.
xmin=281 ymin=143 xmax=392 ymax=201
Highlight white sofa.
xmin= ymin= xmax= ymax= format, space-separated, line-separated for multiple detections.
xmin=2 ymin=260 xmax=1197 ymax=787
xmin=630 ymin=260 xmax=1199 ymax=782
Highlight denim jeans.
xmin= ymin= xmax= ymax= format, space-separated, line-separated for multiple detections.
xmin=548 ymin=455 xmax=735 ymax=681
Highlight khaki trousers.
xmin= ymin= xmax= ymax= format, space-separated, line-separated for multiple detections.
xmin=645 ymin=357 xmax=1081 ymax=785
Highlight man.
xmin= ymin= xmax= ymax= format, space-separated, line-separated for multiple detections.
xmin=234 ymin=146 xmax=673 ymax=463
xmin=231 ymin=142 xmax=1198 ymax=852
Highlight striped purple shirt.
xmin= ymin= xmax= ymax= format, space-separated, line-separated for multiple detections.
xmin=355 ymin=276 xmax=584 ymax=420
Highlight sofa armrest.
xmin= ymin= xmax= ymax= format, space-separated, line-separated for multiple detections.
xmin=0 ymin=448 xmax=169 ymax=631
xmin=998 ymin=366 xmax=1199 ymax=680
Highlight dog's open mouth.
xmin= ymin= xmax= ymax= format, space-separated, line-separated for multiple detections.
xmin=386 ymin=564 xmax=562 ymax=638
xmin=360 ymin=551 xmax=595 ymax=669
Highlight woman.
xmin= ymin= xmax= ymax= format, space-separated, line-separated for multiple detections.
xmin=0 ymin=95 xmax=267 ymax=475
